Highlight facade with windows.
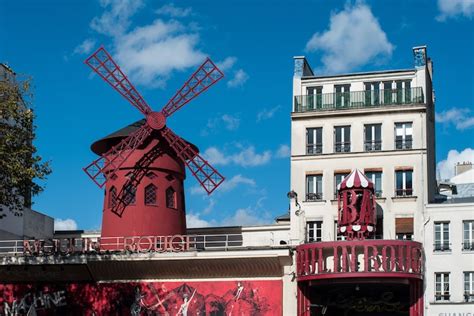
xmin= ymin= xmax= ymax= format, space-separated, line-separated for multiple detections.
xmin=289 ymin=46 xmax=435 ymax=315
xmin=291 ymin=46 xmax=435 ymax=248
xmin=424 ymin=201 xmax=474 ymax=314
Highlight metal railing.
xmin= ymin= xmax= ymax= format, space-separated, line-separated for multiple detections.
xmin=433 ymin=243 xmax=451 ymax=251
xmin=395 ymin=189 xmax=413 ymax=197
xmin=364 ymin=140 xmax=382 ymax=151
xmin=462 ymin=242 xmax=474 ymax=251
xmin=306 ymin=193 xmax=323 ymax=202
xmin=0 ymin=233 xmax=261 ymax=257
xmin=294 ymin=87 xmax=424 ymax=113
xmin=395 ymin=139 xmax=413 ymax=150
xmin=306 ymin=144 xmax=322 ymax=155
xmin=334 ymin=142 xmax=351 ymax=153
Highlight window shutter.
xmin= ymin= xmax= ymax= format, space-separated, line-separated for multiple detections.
xmin=396 ymin=217 xmax=414 ymax=234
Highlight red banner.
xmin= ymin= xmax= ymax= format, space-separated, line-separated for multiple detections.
xmin=0 ymin=280 xmax=282 ymax=315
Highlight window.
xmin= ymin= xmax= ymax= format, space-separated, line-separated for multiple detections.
xmin=365 ymin=171 xmax=382 ymax=197
xmin=146 ymin=172 xmax=157 ymax=179
xmin=307 ymin=86 xmax=323 ymax=109
xmin=307 ymin=221 xmax=322 ymax=242
xmin=395 ymin=122 xmax=413 ymax=149
xmin=383 ymin=81 xmax=393 ymax=104
xmin=463 ymin=220 xmax=474 ymax=250
xmin=306 ymin=128 xmax=323 ymax=154
xmin=123 ymin=184 xmax=136 ymax=205
xmin=166 ymin=186 xmax=177 ymax=209
xmin=364 ymin=124 xmax=382 ymax=151
xmin=334 ymin=173 xmax=349 ymax=199
xmin=434 ymin=222 xmax=450 ymax=251
xmin=364 ymin=82 xmax=380 ymax=106
xmin=435 ymin=273 xmax=450 ymax=301
xmin=464 ymin=272 xmax=474 ymax=302
xmin=395 ymin=169 xmax=413 ymax=196
xmin=334 ymin=84 xmax=350 ymax=108
xmin=144 ymin=184 xmax=157 ymax=205
xmin=109 ymin=186 xmax=117 ymax=208
xmin=395 ymin=218 xmax=414 ymax=240
xmin=306 ymin=175 xmax=323 ymax=201
xmin=395 ymin=80 xmax=412 ymax=104
xmin=334 ymin=126 xmax=351 ymax=153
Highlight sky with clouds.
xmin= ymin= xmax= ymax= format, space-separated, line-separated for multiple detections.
xmin=1 ymin=0 xmax=473 ymax=230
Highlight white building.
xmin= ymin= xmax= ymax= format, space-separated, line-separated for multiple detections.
xmin=290 ymin=45 xmax=435 ymax=246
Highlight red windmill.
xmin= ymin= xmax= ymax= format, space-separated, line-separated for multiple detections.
xmin=83 ymin=47 xmax=225 ymax=239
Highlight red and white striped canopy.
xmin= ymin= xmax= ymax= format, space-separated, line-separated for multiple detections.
xmin=338 ymin=169 xmax=374 ymax=190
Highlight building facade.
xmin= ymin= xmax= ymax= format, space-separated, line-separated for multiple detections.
xmin=0 ymin=46 xmax=472 ymax=316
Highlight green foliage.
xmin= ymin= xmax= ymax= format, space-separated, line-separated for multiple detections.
xmin=0 ymin=76 xmax=52 ymax=218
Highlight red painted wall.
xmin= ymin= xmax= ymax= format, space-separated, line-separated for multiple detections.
xmin=0 ymin=280 xmax=282 ymax=315
xmin=101 ymin=138 xmax=187 ymax=240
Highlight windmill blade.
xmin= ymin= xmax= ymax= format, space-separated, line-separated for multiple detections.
xmin=161 ymin=58 xmax=224 ymax=118
xmin=111 ymin=144 xmax=164 ymax=217
xmin=85 ymin=46 xmax=152 ymax=116
xmin=161 ymin=127 xmax=224 ymax=194
xmin=83 ymin=124 xmax=153 ymax=187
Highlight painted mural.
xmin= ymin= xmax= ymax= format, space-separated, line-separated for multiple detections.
xmin=0 ymin=280 xmax=282 ymax=315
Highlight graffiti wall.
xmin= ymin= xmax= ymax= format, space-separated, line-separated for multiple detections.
xmin=0 ymin=280 xmax=282 ymax=315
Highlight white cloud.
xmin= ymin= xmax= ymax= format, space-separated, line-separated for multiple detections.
xmin=114 ymin=19 xmax=206 ymax=87
xmin=190 ymin=174 xmax=256 ymax=195
xmin=203 ymin=146 xmax=271 ymax=167
xmin=221 ymin=114 xmax=240 ymax=130
xmin=257 ymin=105 xmax=281 ymax=122
xmin=217 ymin=56 xmax=237 ymax=72
xmin=186 ymin=213 xmax=212 ymax=228
xmin=73 ymin=38 xmax=96 ymax=55
xmin=86 ymin=1 xmax=207 ymax=88
xmin=437 ymin=0 xmax=474 ymax=21
xmin=90 ymin=0 xmax=144 ymax=38
xmin=276 ymin=144 xmax=291 ymax=158
xmin=156 ymin=3 xmax=192 ymax=18
xmin=220 ymin=207 xmax=270 ymax=226
xmin=54 ymin=218 xmax=78 ymax=231
xmin=227 ymin=69 xmax=249 ymax=88
xmin=436 ymin=108 xmax=474 ymax=130
xmin=305 ymin=3 xmax=393 ymax=73
xmin=437 ymin=148 xmax=474 ymax=180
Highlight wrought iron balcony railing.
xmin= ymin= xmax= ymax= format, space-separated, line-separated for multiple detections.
xmin=294 ymin=87 xmax=424 ymax=113
xmin=395 ymin=189 xmax=413 ymax=197
xmin=433 ymin=242 xmax=451 ymax=252
xmin=306 ymin=144 xmax=322 ymax=155
xmin=334 ymin=142 xmax=351 ymax=153
xmin=462 ymin=242 xmax=474 ymax=251
xmin=395 ymin=139 xmax=413 ymax=150
xmin=364 ymin=140 xmax=382 ymax=152
xmin=306 ymin=193 xmax=323 ymax=201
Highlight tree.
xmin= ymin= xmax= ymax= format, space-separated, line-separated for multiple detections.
xmin=0 ymin=72 xmax=51 ymax=218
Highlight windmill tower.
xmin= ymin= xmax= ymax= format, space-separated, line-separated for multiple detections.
xmin=83 ymin=47 xmax=225 ymax=239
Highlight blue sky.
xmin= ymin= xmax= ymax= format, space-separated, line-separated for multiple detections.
xmin=1 ymin=0 xmax=473 ymax=230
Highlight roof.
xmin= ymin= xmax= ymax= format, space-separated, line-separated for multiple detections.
xmin=338 ymin=169 xmax=373 ymax=190
xmin=450 ymin=168 xmax=474 ymax=185
xmin=274 ymin=212 xmax=290 ymax=222
xmin=301 ymin=68 xmax=416 ymax=80
xmin=91 ymin=120 xmax=198 ymax=156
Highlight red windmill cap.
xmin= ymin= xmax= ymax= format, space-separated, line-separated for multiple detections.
xmin=338 ymin=169 xmax=374 ymax=190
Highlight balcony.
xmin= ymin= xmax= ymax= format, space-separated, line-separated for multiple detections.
xmin=294 ymin=87 xmax=424 ymax=113
xmin=296 ymin=240 xmax=423 ymax=281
